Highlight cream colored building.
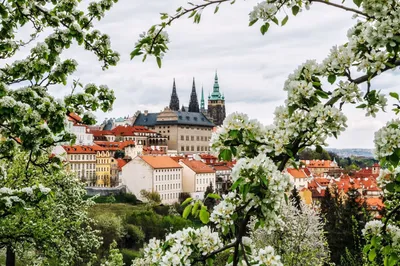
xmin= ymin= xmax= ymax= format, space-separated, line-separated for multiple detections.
xmin=179 ymin=159 xmax=216 ymax=200
xmin=121 ymin=155 xmax=183 ymax=204
xmin=133 ymin=108 xmax=214 ymax=154
xmin=61 ymin=145 xmax=97 ymax=186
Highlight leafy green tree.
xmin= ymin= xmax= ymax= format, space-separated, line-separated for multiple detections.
xmin=298 ymin=147 xmax=331 ymax=160
xmin=289 ymin=187 xmax=302 ymax=212
xmin=114 ymin=150 xmax=125 ymax=159
xmin=140 ymin=189 xmax=161 ymax=204
xmin=204 ymin=182 xmax=217 ymax=211
xmin=0 ymin=152 xmax=104 ymax=265
xmin=321 ymin=186 xmax=369 ymax=265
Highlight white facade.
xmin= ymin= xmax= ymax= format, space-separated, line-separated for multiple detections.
xmin=179 ymin=162 xmax=216 ymax=200
xmin=66 ymin=119 xmax=94 ymax=145
xmin=121 ymin=157 xmax=183 ymax=204
xmin=124 ymin=144 xmax=143 ymax=159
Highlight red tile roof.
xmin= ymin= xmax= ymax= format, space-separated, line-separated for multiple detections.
xmin=94 ymin=140 xmax=135 ymax=151
xmin=116 ymin=158 xmax=128 ymax=170
xmin=301 ymin=160 xmax=338 ymax=168
xmin=62 ymin=145 xmax=97 ymax=154
xmin=67 ymin=112 xmax=82 ymax=124
xmin=213 ymin=165 xmax=232 ymax=171
xmin=141 ymin=156 xmax=182 ymax=169
xmin=287 ymin=168 xmax=311 ymax=179
xmin=181 ymin=159 xmax=216 ymax=174
xmin=111 ymin=125 xmax=156 ymax=136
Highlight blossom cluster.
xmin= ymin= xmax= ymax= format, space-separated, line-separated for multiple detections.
xmin=363 ymin=220 xmax=400 ymax=248
xmin=374 ymin=119 xmax=400 ymax=158
xmin=131 ymin=226 xmax=223 ymax=266
xmin=0 ymin=184 xmax=51 ymax=208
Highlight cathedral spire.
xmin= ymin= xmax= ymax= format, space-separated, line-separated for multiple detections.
xmin=188 ymin=77 xmax=200 ymax=112
xmin=200 ymin=85 xmax=205 ymax=112
xmin=169 ymin=78 xmax=179 ymax=111
xmin=213 ymin=70 xmax=219 ymax=93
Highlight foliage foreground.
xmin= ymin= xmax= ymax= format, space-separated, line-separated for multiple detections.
xmin=131 ymin=0 xmax=400 ymax=265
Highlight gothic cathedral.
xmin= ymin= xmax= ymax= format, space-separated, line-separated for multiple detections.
xmin=168 ymin=72 xmax=226 ymax=126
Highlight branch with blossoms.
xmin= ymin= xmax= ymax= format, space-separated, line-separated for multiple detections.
xmin=131 ymin=0 xmax=400 ymax=265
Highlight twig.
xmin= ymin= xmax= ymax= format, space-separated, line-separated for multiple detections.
xmin=310 ymin=0 xmax=370 ymax=18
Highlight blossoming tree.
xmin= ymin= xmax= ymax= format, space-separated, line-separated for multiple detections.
xmin=131 ymin=0 xmax=400 ymax=265
xmin=0 ymin=0 xmax=121 ymax=265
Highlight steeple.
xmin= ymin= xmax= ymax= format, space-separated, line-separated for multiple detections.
xmin=200 ymin=86 xmax=205 ymax=112
xmin=169 ymin=78 xmax=180 ymax=111
xmin=188 ymin=77 xmax=200 ymax=112
xmin=213 ymin=71 xmax=219 ymax=93
xmin=209 ymin=70 xmax=223 ymax=100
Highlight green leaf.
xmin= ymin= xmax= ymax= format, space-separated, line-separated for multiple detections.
xmin=356 ymin=103 xmax=367 ymax=109
xmin=328 ymin=74 xmax=336 ymax=84
xmin=199 ymin=208 xmax=210 ymax=224
xmin=181 ymin=197 xmax=192 ymax=207
xmin=390 ymin=92 xmax=399 ymax=100
xmin=249 ymin=18 xmax=258 ymax=26
xmin=207 ymin=193 xmax=221 ymax=200
xmin=214 ymin=6 xmax=219 ymax=14
xmin=260 ymin=23 xmax=270 ymax=35
xmin=188 ymin=10 xmax=196 ymax=18
xmin=183 ymin=205 xmax=192 ymax=219
xmin=316 ymin=145 xmax=323 ymax=153
xmin=389 ymin=253 xmax=399 ymax=266
xmin=353 ymin=0 xmax=363 ymax=7
xmin=272 ymin=17 xmax=279 ymax=25
xmin=219 ymin=149 xmax=232 ymax=161
xmin=156 ymin=57 xmax=162 ymax=68
xmin=281 ymin=15 xmax=289 ymax=26
xmin=206 ymin=258 xmax=214 ymax=266
xmin=292 ymin=6 xmax=300 ymax=16
xmin=386 ymin=182 xmax=396 ymax=192
xmin=231 ymin=177 xmax=243 ymax=190
xmin=369 ymin=248 xmax=377 ymax=262
xmin=192 ymin=201 xmax=199 ymax=216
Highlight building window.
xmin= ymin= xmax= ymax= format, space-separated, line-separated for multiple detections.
xmin=186 ymin=136 xmax=189 ymax=141
xmin=181 ymin=146 xmax=184 ymax=151
xmin=191 ymin=146 xmax=194 ymax=151
xmin=186 ymin=146 xmax=189 ymax=151
xmin=197 ymin=146 xmax=200 ymax=151
xmin=196 ymin=136 xmax=199 ymax=141
xmin=191 ymin=136 xmax=194 ymax=141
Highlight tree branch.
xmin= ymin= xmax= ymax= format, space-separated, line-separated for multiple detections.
xmin=310 ymin=0 xmax=370 ymax=17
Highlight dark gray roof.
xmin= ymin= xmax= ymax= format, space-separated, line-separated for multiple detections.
xmin=134 ymin=111 xmax=214 ymax=127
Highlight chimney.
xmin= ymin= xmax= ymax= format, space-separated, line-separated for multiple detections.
xmin=144 ymin=110 xmax=148 ymax=116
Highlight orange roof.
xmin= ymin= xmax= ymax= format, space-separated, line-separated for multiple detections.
xmin=199 ymin=154 xmax=218 ymax=160
xmin=91 ymin=130 xmax=113 ymax=136
xmin=213 ymin=165 xmax=232 ymax=171
xmin=141 ymin=156 xmax=182 ymax=169
xmin=181 ymin=159 xmax=216 ymax=174
xmin=67 ymin=112 xmax=82 ymax=123
xmin=94 ymin=140 xmax=135 ymax=151
xmin=170 ymin=156 xmax=186 ymax=162
xmin=111 ymin=125 xmax=156 ymax=136
xmin=287 ymin=168 xmax=311 ymax=179
xmin=301 ymin=160 xmax=337 ymax=168
xmin=62 ymin=145 xmax=97 ymax=154
xmin=364 ymin=198 xmax=384 ymax=210
xmin=116 ymin=158 xmax=128 ymax=170
xmin=314 ymin=178 xmax=330 ymax=185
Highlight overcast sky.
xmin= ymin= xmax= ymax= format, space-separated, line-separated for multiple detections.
xmin=49 ymin=0 xmax=398 ymax=149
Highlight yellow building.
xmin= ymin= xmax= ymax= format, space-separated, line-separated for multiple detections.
xmin=94 ymin=144 xmax=112 ymax=187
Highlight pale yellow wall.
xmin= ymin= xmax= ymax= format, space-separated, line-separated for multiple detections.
xmin=96 ymin=151 xmax=112 ymax=187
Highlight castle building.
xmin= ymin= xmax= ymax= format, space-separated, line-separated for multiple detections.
xmin=207 ymin=72 xmax=226 ymax=126
xmin=166 ymin=72 xmax=226 ymax=126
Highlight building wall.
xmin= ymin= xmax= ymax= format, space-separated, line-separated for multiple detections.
xmin=96 ymin=151 xmax=112 ymax=187
xmin=67 ymin=153 xmax=96 ymax=186
xmin=153 ymin=168 xmax=182 ymax=204
xmin=181 ymin=163 xmax=196 ymax=193
xmin=195 ymin=173 xmax=216 ymax=193
xmin=122 ymin=157 xmax=153 ymax=200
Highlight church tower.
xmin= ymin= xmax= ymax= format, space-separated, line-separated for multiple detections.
xmin=207 ymin=71 xmax=226 ymax=126
xmin=188 ymin=78 xmax=200 ymax=112
xmin=169 ymin=78 xmax=180 ymax=111
xmin=200 ymin=86 xmax=206 ymax=113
